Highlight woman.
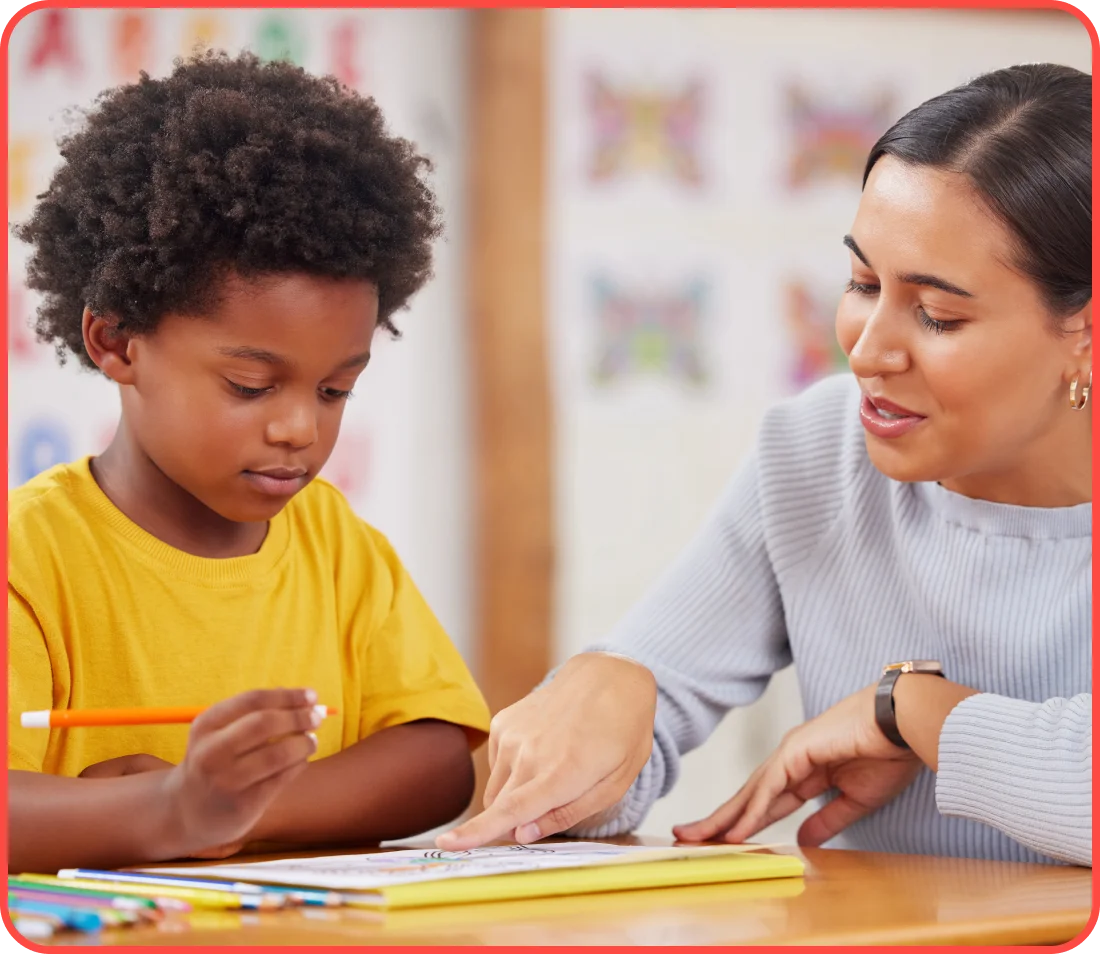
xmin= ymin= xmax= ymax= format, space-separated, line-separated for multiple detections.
xmin=442 ymin=63 xmax=1092 ymax=866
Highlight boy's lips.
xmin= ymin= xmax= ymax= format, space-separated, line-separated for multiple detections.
xmin=249 ymin=467 xmax=308 ymax=479
xmin=241 ymin=467 xmax=309 ymax=496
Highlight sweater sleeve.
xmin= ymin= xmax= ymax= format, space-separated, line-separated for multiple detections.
xmin=567 ymin=374 xmax=859 ymax=838
xmin=936 ymin=693 xmax=1092 ymax=866
xmin=569 ymin=447 xmax=791 ymax=836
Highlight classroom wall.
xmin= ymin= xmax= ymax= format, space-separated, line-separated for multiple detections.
xmin=7 ymin=8 xmax=476 ymax=664
xmin=545 ymin=8 xmax=1091 ymax=840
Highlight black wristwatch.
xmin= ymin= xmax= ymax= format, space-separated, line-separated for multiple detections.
xmin=875 ymin=660 xmax=945 ymax=749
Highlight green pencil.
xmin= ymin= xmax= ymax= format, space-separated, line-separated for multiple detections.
xmin=8 ymin=876 xmax=159 ymax=911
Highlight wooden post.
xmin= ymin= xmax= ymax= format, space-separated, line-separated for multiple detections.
xmin=468 ymin=8 xmax=552 ymax=722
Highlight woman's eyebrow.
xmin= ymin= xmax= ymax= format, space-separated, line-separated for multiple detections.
xmin=843 ymin=234 xmax=871 ymax=267
xmin=897 ymin=271 xmax=974 ymax=298
xmin=843 ymin=234 xmax=974 ymax=298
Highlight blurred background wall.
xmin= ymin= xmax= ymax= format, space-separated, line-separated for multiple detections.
xmin=8 ymin=7 xmax=1091 ymax=842
xmin=8 ymin=8 xmax=476 ymax=668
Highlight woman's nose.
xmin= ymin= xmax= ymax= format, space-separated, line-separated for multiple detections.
xmin=846 ymin=309 xmax=910 ymax=380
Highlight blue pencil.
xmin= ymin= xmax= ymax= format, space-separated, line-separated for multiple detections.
xmin=8 ymin=897 xmax=103 ymax=932
xmin=260 ymin=884 xmax=345 ymax=907
xmin=58 ymin=867 xmax=340 ymax=906
xmin=59 ymin=868 xmax=265 ymax=895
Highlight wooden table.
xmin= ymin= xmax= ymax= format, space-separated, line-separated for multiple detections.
xmin=44 ymin=840 xmax=1092 ymax=946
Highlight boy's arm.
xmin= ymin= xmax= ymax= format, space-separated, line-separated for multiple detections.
xmin=8 ymin=690 xmax=321 ymax=874
xmin=9 ymin=769 xmax=182 ymax=873
xmin=248 ymin=719 xmax=475 ymax=848
xmin=71 ymin=719 xmax=473 ymax=853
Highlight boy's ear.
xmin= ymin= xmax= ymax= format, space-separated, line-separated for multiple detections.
xmin=82 ymin=307 xmax=136 ymax=384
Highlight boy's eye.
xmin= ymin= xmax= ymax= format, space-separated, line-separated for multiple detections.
xmin=320 ymin=387 xmax=354 ymax=401
xmin=228 ymin=380 xmax=270 ymax=398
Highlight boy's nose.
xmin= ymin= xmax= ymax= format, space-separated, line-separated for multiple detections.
xmin=266 ymin=403 xmax=319 ymax=449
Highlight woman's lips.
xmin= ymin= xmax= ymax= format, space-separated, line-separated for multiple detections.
xmin=859 ymin=394 xmax=926 ymax=439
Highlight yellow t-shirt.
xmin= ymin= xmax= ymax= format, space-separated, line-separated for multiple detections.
xmin=9 ymin=458 xmax=490 ymax=777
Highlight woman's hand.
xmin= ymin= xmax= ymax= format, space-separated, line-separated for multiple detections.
xmin=437 ymin=652 xmax=657 ymax=849
xmin=674 ymin=685 xmax=921 ymax=847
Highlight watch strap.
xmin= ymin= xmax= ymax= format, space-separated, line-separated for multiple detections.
xmin=875 ymin=664 xmax=946 ymax=750
xmin=875 ymin=668 xmax=909 ymax=748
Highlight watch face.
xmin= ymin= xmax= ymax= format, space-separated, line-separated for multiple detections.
xmin=883 ymin=660 xmax=944 ymax=675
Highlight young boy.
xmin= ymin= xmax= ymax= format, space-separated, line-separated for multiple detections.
xmin=9 ymin=51 xmax=491 ymax=873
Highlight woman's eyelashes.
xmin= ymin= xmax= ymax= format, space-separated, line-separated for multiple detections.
xmin=845 ymin=279 xmax=964 ymax=334
xmin=917 ymin=309 xmax=962 ymax=335
xmin=845 ymin=278 xmax=879 ymax=296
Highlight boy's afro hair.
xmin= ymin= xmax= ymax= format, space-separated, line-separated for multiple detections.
xmin=14 ymin=50 xmax=443 ymax=369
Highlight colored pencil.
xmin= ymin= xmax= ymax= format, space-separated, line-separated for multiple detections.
xmin=60 ymin=868 xmax=266 ymax=895
xmin=260 ymin=884 xmax=345 ymax=907
xmin=20 ymin=703 xmax=337 ymax=728
xmin=71 ymin=868 xmax=340 ymax=906
xmin=13 ymin=915 xmax=56 ymax=940
xmin=13 ymin=874 xmax=194 ymax=912
xmin=20 ymin=874 xmax=273 ymax=910
xmin=10 ymin=888 xmax=149 ymax=921
xmin=9 ymin=876 xmax=160 ymax=910
xmin=8 ymin=897 xmax=104 ymax=932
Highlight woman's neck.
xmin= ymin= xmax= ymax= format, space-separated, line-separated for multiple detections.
xmin=939 ymin=407 xmax=1092 ymax=508
xmin=91 ymin=427 xmax=268 ymax=558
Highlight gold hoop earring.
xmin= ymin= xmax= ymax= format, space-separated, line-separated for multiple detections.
xmin=1069 ymin=370 xmax=1092 ymax=411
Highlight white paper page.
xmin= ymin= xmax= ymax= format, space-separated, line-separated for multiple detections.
xmin=141 ymin=842 xmax=745 ymax=891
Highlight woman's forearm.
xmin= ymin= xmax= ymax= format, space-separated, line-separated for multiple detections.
xmin=9 ymin=769 xmax=182 ymax=873
xmin=891 ymin=674 xmax=979 ymax=770
xmin=251 ymin=720 xmax=475 ymax=848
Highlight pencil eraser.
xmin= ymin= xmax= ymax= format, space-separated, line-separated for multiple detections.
xmin=20 ymin=710 xmax=50 ymax=728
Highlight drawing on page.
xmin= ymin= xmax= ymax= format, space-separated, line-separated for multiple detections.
xmin=142 ymin=842 xmax=685 ymax=890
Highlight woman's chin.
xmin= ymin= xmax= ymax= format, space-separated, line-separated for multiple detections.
xmin=863 ymin=434 xmax=946 ymax=485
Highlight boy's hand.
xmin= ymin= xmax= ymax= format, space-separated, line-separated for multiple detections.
xmin=78 ymin=755 xmax=245 ymax=859
xmin=158 ymin=688 xmax=320 ymax=859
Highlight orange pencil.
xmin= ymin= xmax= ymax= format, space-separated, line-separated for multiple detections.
xmin=20 ymin=704 xmax=338 ymax=728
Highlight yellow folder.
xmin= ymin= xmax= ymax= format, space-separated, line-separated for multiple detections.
xmin=342 ymin=850 xmax=804 ymax=910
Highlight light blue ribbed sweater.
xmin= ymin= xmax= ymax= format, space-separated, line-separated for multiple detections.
xmin=575 ymin=373 xmax=1092 ymax=866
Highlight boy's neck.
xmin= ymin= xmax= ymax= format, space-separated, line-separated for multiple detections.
xmin=91 ymin=429 xmax=268 ymax=559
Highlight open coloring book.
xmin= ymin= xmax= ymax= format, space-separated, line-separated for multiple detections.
xmin=142 ymin=842 xmax=793 ymax=892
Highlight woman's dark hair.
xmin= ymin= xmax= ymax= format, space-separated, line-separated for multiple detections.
xmin=15 ymin=50 xmax=442 ymax=369
xmin=865 ymin=63 xmax=1091 ymax=320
